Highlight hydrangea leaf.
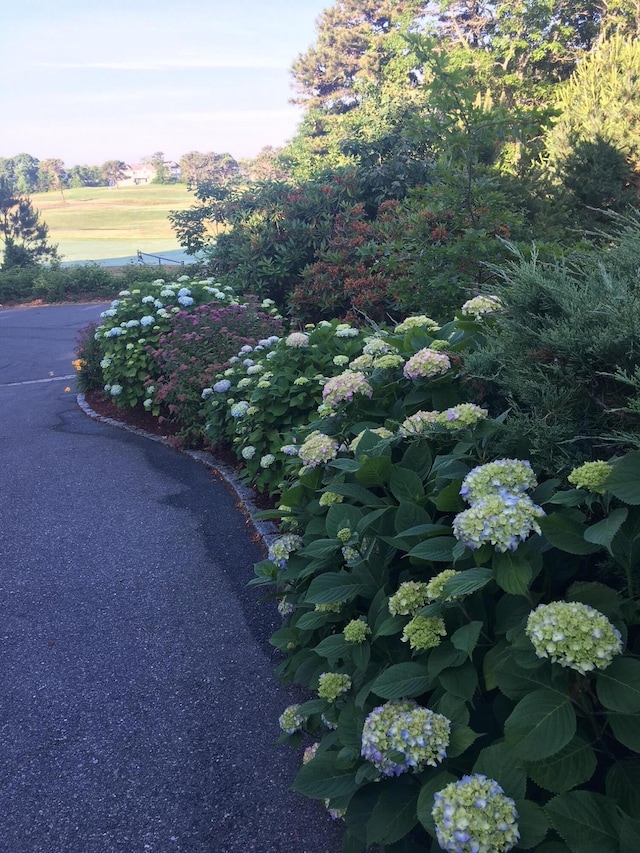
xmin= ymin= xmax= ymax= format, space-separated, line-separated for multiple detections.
xmin=539 ymin=510 xmax=602 ymax=555
xmin=604 ymin=451 xmax=640 ymax=504
xmin=407 ymin=536 xmax=457 ymax=562
xmin=584 ymin=507 xmax=628 ymax=552
xmin=606 ymin=758 xmax=640 ymax=817
xmin=620 ymin=815 xmax=640 ymax=853
xmin=504 ymin=688 xmax=576 ymax=760
xmin=473 ymin=742 xmax=527 ymax=800
xmin=362 ymin=779 xmax=420 ymax=845
xmin=493 ymin=552 xmax=533 ymax=596
xmin=525 ymin=735 xmax=597 ymax=793
xmin=371 ymin=662 xmax=432 ymax=699
xmin=596 ymin=657 xmax=640 ymax=714
xmin=514 ymin=799 xmax=550 ymax=849
xmin=305 ymin=572 xmax=368 ymax=604
xmin=451 ymin=621 xmax=483 ymax=658
xmin=607 ymin=711 xmax=640 ymax=752
xmin=545 ymin=791 xmax=621 ymax=853
xmin=390 ymin=466 xmax=425 ymax=503
xmin=442 ymin=567 xmax=493 ymax=597
xmin=292 ymin=750 xmax=360 ymax=800
xmin=438 ymin=660 xmax=478 ymax=701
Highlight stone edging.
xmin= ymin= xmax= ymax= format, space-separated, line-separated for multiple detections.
xmin=76 ymin=393 xmax=279 ymax=547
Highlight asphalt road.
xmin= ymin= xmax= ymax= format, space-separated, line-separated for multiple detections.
xmin=0 ymin=304 xmax=343 ymax=853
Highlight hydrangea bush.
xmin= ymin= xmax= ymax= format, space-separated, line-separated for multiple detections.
xmin=251 ymin=306 xmax=640 ymax=852
xmin=93 ymin=276 xmax=238 ymax=408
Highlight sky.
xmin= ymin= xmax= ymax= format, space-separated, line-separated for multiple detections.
xmin=0 ymin=0 xmax=330 ymax=167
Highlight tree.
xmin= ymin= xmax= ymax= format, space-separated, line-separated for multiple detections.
xmin=100 ymin=160 xmax=126 ymax=186
xmin=38 ymin=158 xmax=68 ymax=198
xmin=0 ymin=179 xmax=59 ymax=268
xmin=67 ymin=165 xmax=105 ymax=188
xmin=291 ymin=0 xmax=426 ymax=112
xmin=178 ymin=151 xmax=239 ymax=189
xmin=238 ymin=147 xmax=289 ymax=182
xmin=12 ymin=153 xmax=40 ymax=194
xmin=143 ymin=151 xmax=174 ymax=184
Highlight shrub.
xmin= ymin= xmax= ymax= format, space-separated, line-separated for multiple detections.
xmin=250 ymin=305 xmax=640 ymax=853
xmin=73 ymin=322 xmax=103 ymax=392
xmin=147 ymin=299 xmax=283 ymax=444
xmin=93 ymin=276 xmax=238 ymax=408
xmin=203 ymin=319 xmax=365 ymax=493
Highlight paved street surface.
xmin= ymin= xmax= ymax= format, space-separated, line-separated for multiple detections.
xmin=0 ymin=304 xmax=342 ymax=853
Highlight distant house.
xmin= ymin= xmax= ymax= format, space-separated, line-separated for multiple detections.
xmin=117 ymin=161 xmax=181 ymax=186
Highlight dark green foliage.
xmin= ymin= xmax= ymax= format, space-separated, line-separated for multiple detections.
xmin=74 ymin=322 xmax=104 ymax=392
xmin=0 ymin=179 xmax=59 ymax=269
xmin=463 ymin=218 xmax=640 ymax=474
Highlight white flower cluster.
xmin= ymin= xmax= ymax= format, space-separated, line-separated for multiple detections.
xmin=268 ymin=534 xmax=303 ymax=568
xmin=460 ymin=295 xmax=502 ymax=318
xmin=361 ymin=700 xmax=450 ymax=777
xmin=526 ymin=600 xmax=623 ymax=674
xmin=298 ymin=431 xmax=339 ymax=468
xmin=322 ymin=371 xmax=373 ymax=409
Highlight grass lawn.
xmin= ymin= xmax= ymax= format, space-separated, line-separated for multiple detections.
xmin=30 ymin=184 xmax=196 ymax=262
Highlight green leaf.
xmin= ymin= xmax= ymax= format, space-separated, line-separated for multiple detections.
xmin=607 ymin=711 xmax=640 ymax=751
xmin=326 ymin=504 xmax=363 ymax=539
xmin=291 ymin=751 xmax=360 ymax=800
xmin=328 ymin=482 xmax=388 ymax=507
xmin=373 ymin=615 xmax=407 ymax=639
xmin=515 ymin=799 xmax=550 ymax=849
xmin=539 ymin=510 xmax=603 ymax=555
xmin=314 ymin=634 xmax=350 ymax=660
xmin=428 ymin=641 xmax=468 ymax=677
xmin=351 ymin=641 xmax=370 ymax=672
xmin=596 ymin=657 xmax=640 ymax=714
xmin=442 ymin=568 xmax=493 ymax=597
xmin=372 ymin=663 xmax=431 ymax=699
xmin=305 ymin=572 xmax=367 ymax=605
xmin=493 ymin=551 xmax=533 ymax=596
xmin=301 ymin=538 xmax=341 ymax=559
xmin=620 ymin=816 xmax=640 ymax=853
xmin=296 ymin=610 xmax=332 ymax=630
xmin=447 ymin=725 xmax=480 ymax=758
xmin=394 ymin=502 xmax=433 ymax=535
xmin=399 ymin=441 xmax=432 ymax=478
xmin=526 ymin=735 xmax=597 ymax=793
xmin=390 ymin=466 xmax=425 ymax=503
xmin=363 ymin=779 xmax=419 ymax=845
xmin=473 ymin=742 xmax=527 ymax=800
xmin=355 ymin=455 xmax=393 ymax=486
xmin=504 ymin=688 xmax=576 ymax=760
xmin=606 ymin=758 xmax=640 ymax=817
xmin=438 ymin=660 xmax=478 ymax=700
xmin=545 ymin=791 xmax=621 ymax=853
xmin=451 ymin=621 xmax=483 ymax=658
xmin=416 ymin=772 xmax=457 ymax=837
xmin=605 ymin=451 xmax=640 ymax=504
xmin=407 ymin=536 xmax=457 ymax=562
xmin=566 ymin=581 xmax=621 ymax=618
xmin=433 ymin=480 xmax=465 ymax=512
xmin=584 ymin=507 xmax=628 ymax=551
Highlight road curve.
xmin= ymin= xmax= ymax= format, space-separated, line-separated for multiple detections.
xmin=0 ymin=304 xmax=343 ymax=853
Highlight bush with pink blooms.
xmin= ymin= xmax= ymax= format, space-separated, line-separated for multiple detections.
xmin=147 ymin=299 xmax=283 ymax=443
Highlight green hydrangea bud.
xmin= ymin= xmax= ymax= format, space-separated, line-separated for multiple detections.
xmin=279 ymin=704 xmax=305 ymax=734
xmin=315 ymin=601 xmax=346 ymax=613
xmin=317 ymin=672 xmax=352 ymax=701
xmin=402 ymin=615 xmax=447 ymax=650
xmin=567 ymin=460 xmax=613 ymax=494
xmin=319 ymin=491 xmax=344 ymax=507
xmin=343 ymin=619 xmax=371 ymax=644
xmin=426 ymin=569 xmax=461 ymax=601
xmin=389 ymin=581 xmax=430 ymax=616
xmin=337 ymin=527 xmax=352 ymax=543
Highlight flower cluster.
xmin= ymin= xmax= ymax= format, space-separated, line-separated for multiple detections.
xmin=432 ymin=774 xmax=519 ymax=853
xmin=319 ymin=491 xmax=344 ymax=507
xmin=460 ymin=295 xmax=503 ymax=318
xmin=373 ymin=353 xmax=405 ymax=370
xmin=298 ymin=431 xmax=339 ymax=468
xmin=317 ymin=672 xmax=352 ymax=701
xmin=279 ymin=705 xmax=305 ymax=734
xmin=526 ymin=600 xmax=623 ymax=674
xmin=403 ymin=348 xmax=451 ymax=380
xmin=343 ymin=619 xmax=371 ymax=644
xmin=438 ymin=403 xmax=489 ymax=430
xmin=426 ymin=569 xmax=461 ymax=602
xmin=285 ymin=332 xmax=310 ymax=347
xmin=395 ymin=315 xmax=440 ymax=333
xmin=453 ymin=493 xmax=545 ymax=553
xmin=398 ymin=410 xmax=440 ymax=436
xmin=361 ymin=700 xmax=451 ymax=777
xmin=402 ymin=615 xmax=447 ymax=650
xmin=322 ymin=371 xmax=373 ymax=409
xmin=459 ymin=460 xmax=537 ymax=505
xmin=388 ymin=581 xmax=430 ymax=616
xmin=268 ymin=534 xmax=303 ymax=568
xmin=567 ymin=460 xmax=613 ymax=494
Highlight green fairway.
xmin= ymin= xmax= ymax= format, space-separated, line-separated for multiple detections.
xmin=30 ymin=184 xmax=195 ymax=262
